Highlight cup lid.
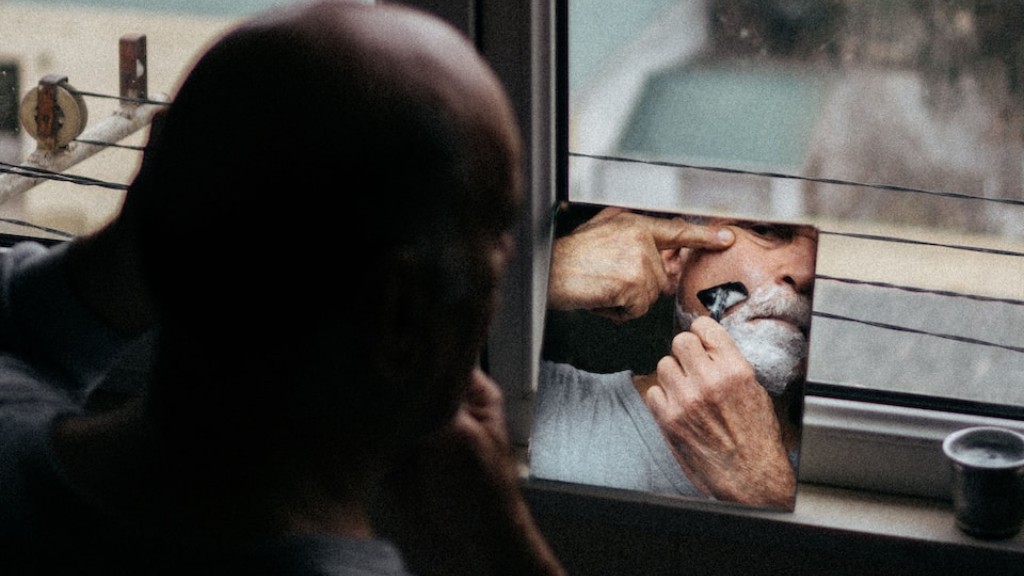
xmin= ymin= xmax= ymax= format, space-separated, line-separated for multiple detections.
xmin=943 ymin=426 xmax=1024 ymax=469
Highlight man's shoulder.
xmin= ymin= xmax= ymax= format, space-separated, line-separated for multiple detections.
xmin=2 ymin=532 xmax=415 ymax=576
xmin=539 ymin=360 xmax=633 ymax=389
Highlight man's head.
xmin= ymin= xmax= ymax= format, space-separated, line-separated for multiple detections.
xmin=125 ymin=1 xmax=523 ymax=473
xmin=671 ymin=218 xmax=817 ymax=396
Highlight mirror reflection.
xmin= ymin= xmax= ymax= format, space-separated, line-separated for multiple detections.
xmin=530 ymin=204 xmax=818 ymax=511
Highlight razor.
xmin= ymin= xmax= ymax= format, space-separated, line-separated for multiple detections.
xmin=696 ymin=281 xmax=749 ymax=322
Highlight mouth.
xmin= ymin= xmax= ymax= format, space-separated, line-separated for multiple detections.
xmin=748 ymin=316 xmax=809 ymax=338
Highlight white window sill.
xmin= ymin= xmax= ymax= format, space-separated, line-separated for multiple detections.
xmin=523 ymin=480 xmax=1024 ymax=573
xmin=521 ymin=393 xmax=1024 ymax=572
xmin=526 ymin=477 xmax=1024 ymax=549
xmin=799 ymin=394 xmax=1024 ymax=499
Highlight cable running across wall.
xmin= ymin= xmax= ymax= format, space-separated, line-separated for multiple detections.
xmin=5 ymin=114 xmax=1023 ymax=360
xmin=0 ymin=160 xmax=130 ymax=191
xmin=69 ymin=89 xmax=171 ymax=108
xmin=569 ymin=150 xmax=1024 ymax=258
xmin=819 ymin=230 xmax=1024 ymax=259
xmin=74 ymin=139 xmax=146 ymax=151
xmin=0 ymin=87 xmax=171 ymax=238
xmin=0 ymin=217 xmax=74 ymax=239
xmin=569 ymin=150 xmax=1024 ymax=362
xmin=571 ymin=152 xmax=1024 ymax=208
xmin=817 ymin=275 xmax=1024 ymax=308
xmin=812 ymin=311 xmax=1024 ymax=355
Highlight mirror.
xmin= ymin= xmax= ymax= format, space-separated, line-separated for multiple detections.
xmin=529 ymin=202 xmax=818 ymax=511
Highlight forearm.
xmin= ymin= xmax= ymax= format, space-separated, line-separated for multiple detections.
xmin=677 ymin=446 xmax=796 ymax=509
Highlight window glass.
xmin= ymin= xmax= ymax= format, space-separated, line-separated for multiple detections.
xmin=0 ymin=0 xmax=328 ymax=241
xmin=568 ymin=0 xmax=1024 ymax=413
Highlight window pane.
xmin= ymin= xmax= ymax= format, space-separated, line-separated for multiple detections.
xmin=0 ymin=0 xmax=324 ymax=241
xmin=568 ymin=0 xmax=1024 ymax=412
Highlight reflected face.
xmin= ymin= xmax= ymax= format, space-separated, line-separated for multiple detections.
xmin=675 ymin=220 xmax=817 ymax=395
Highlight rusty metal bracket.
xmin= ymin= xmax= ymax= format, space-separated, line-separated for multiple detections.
xmin=119 ymin=33 xmax=147 ymax=102
xmin=35 ymin=74 xmax=67 ymax=150
xmin=0 ymin=33 xmax=168 ymax=208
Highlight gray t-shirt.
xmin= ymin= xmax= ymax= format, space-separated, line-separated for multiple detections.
xmin=529 ymin=360 xmax=706 ymax=498
xmin=0 ymin=242 xmax=416 ymax=576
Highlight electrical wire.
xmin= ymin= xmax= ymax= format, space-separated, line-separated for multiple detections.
xmin=0 ymin=216 xmax=74 ymax=238
xmin=0 ymin=161 xmax=128 ymax=191
xmin=0 ymin=87 xmax=161 ymax=193
xmin=68 ymin=89 xmax=171 ymax=108
xmin=819 ymin=230 xmax=1024 ymax=259
xmin=568 ymin=150 xmax=1024 ymax=359
xmin=570 ymin=151 xmax=1024 ymax=207
xmin=812 ymin=311 xmax=1024 ymax=355
xmin=816 ymin=274 xmax=1024 ymax=308
xmin=4 ymin=94 xmax=1022 ymax=361
xmin=73 ymin=138 xmax=147 ymax=151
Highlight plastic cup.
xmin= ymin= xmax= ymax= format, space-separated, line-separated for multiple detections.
xmin=943 ymin=426 xmax=1024 ymax=539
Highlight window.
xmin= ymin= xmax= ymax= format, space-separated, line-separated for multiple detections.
xmin=566 ymin=0 xmax=1024 ymax=416
xmin=0 ymin=0 xmax=320 ymax=244
xmin=429 ymin=0 xmax=1024 ymax=509
xmin=546 ymin=0 xmax=1024 ymax=503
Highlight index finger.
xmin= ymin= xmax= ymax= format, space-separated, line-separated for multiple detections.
xmin=644 ymin=216 xmax=735 ymax=251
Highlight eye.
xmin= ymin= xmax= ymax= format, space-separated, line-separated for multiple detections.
xmin=743 ymin=222 xmax=795 ymax=241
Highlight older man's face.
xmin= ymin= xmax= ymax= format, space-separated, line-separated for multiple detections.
xmin=674 ymin=220 xmax=817 ymax=395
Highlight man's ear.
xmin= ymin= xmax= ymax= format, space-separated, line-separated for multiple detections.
xmin=660 ymin=247 xmax=683 ymax=297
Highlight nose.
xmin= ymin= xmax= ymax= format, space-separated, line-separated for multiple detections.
xmin=777 ymin=237 xmax=816 ymax=297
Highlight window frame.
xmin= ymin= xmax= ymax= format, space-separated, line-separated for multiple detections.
xmin=415 ymin=0 xmax=1024 ymax=513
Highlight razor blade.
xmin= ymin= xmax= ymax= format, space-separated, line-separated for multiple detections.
xmin=696 ymin=281 xmax=749 ymax=322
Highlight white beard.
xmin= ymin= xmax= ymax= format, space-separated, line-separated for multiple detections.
xmin=676 ymin=284 xmax=810 ymax=396
xmin=721 ymin=317 xmax=807 ymax=396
